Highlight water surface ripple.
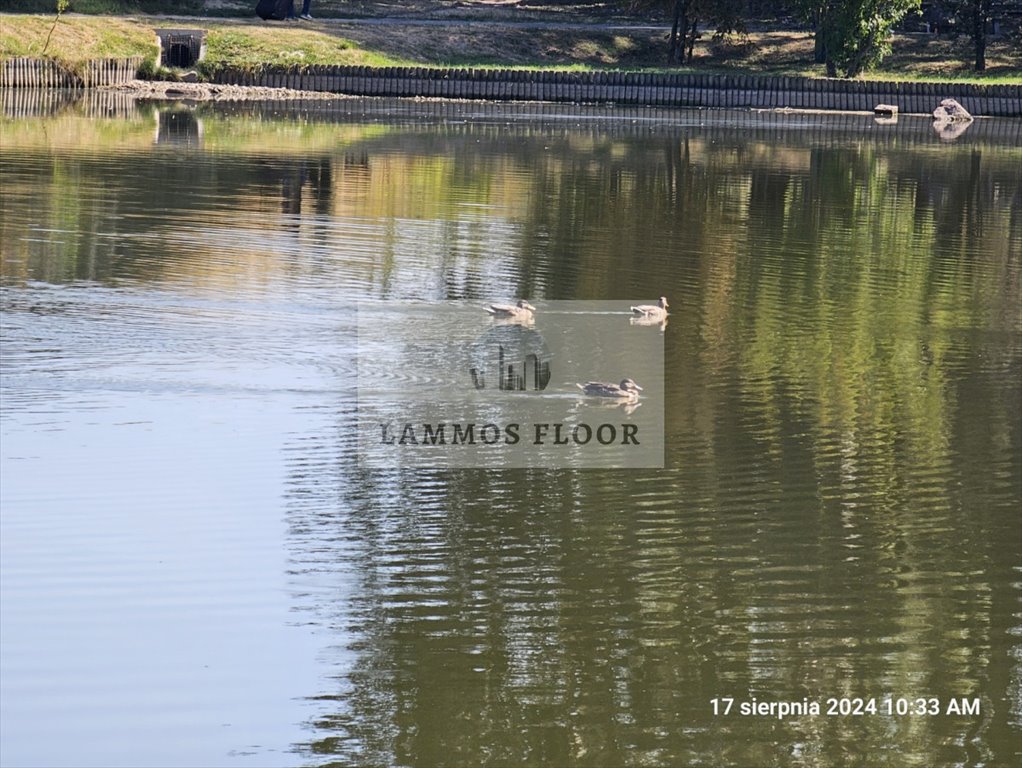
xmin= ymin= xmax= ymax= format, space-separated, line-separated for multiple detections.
xmin=1 ymin=96 xmax=1020 ymax=768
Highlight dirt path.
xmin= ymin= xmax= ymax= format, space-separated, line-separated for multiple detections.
xmin=132 ymin=11 xmax=672 ymax=32
xmin=203 ymin=0 xmax=658 ymax=24
xmin=287 ymin=16 xmax=671 ymax=31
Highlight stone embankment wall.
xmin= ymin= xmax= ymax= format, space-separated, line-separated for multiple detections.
xmin=208 ymin=66 xmax=1022 ymax=117
xmin=4 ymin=89 xmax=1020 ymax=145
xmin=1 ymin=56 xmax=1019 ymax=116
xmin=0 ymin=57 xmax=144 ymax=88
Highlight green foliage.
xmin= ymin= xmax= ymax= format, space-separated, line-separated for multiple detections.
xmin=802 ymin=0 xmax=921 ymax=77
xmin=136 ymin=57 xmax=180 ymax=81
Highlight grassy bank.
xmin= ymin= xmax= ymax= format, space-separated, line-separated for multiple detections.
xmin=0 ymin=15 xmax=404 ymax=69
xmin=1 ymin=10 xmax=1019 ymax=83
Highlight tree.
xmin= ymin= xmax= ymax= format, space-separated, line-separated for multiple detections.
xmin=967 ymin=0 xmax=992 ymax=70
xmin=667 ymin=0 xmax=697 ymax=64
xmin=662 ymin=0 xmax=746 ymax=65
xmin=936 ymin=0 xmax=998 ymax=71
xmin=42 ymin=0 xmax=69 ymax=56
xmin=797 ymin=0 xmax=922 ymax=77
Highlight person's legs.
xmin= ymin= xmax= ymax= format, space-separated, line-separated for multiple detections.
xmin=287 ymin=0 xmax=297 ymax=19
xmin=300 ymin=0 xmax=312 ymax=17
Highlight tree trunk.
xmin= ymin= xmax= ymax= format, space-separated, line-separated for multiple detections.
xmin=669 ymin=0 xmax=683 ymax=64
xmin=813 ymin=14 xmax=827 ymax=64
xmin=668 ymin=0 xmax=695 ymax=65
xmin=972 ymin=0 xmax=987 ymax=71
xmin=687 ymin=20 xmax=699 ymax=62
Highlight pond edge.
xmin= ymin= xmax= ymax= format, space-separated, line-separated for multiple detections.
xmin=2 ymin=57 xmax=1020 ymax=116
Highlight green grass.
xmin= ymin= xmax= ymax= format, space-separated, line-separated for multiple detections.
xmin=201 ymin=26 xmax=403 ymax=70
xmin=0 ymin=15 xmax=410 ymax=68
xmin=0 ymin=14 xmax=158 ymax=60
xmin=863 ymin=70 xmax=1022 ymax=84
xmin=0 ymin=11 xmax=1017 ymax=84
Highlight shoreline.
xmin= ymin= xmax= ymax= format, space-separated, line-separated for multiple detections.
xmin=2 ymin=61 xmax=1016 ymax=117
xmin=199 ymin=65 xmax=1022 ymax=117
xmin=87 ymin=80 xmax=914 ymax=117
xmin=102 ymin=78 xmax=352 ymax=101
xmin=2 ymin=54 xmax=1018 ymax=116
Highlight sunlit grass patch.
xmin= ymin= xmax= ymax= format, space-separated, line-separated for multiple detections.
xmin=202 ymin=25 xmax=397 ymax=69
xmin=0 ymin=14 xmax=158 ymax=60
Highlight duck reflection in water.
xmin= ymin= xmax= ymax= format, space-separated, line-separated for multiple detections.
xmin=582 ymin=397 xmax=643 ymax=415
xmin=630 ymin=314 xmax=668 ymax=331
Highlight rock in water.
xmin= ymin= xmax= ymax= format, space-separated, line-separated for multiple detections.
xmin=933 ymin=98 xmax=973 ymax=122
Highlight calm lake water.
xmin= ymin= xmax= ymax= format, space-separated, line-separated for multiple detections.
xmin=1 ymin=92 xmax=1020 ymax=768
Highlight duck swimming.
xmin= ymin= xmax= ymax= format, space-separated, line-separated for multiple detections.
xmin=576 ymin=378 xmax=643 ymax=401
xmin=485 ymin=299 xmax=536 ymax=320
xmin=630 ymin=296 xmax=669 ymax=319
